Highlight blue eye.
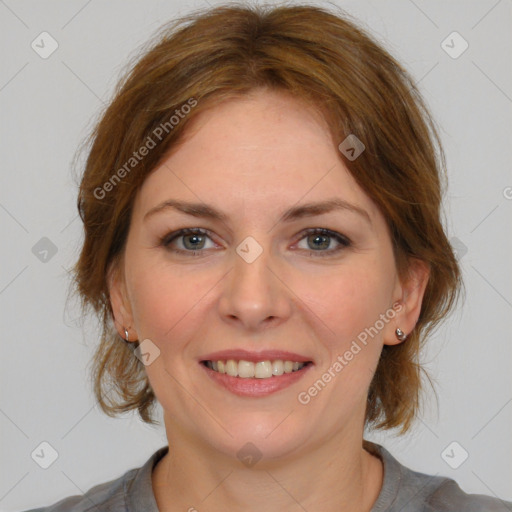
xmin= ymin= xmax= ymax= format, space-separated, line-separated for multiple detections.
xmin=296 ymin=228 xmax=351 ymax=256
xmin=161 ymin=228 xmax=214 ymax=255
xmin=161 ymin=227 xmax=351 ymax=257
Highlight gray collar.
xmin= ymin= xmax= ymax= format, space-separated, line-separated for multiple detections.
xmin=122 ymin=441 xmax=438 ymax=512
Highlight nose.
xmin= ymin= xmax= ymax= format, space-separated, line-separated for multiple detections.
xmin=218 ymin=242 xmax=292 ymax=332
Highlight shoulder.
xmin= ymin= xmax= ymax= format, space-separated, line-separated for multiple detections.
xmin=20 ymin=469 xmax=135 ymax=512
xmin=424 ymin=478 xmax=512 ymax=511
xmin=20 ymin=446 xmax=168 ymax=512
xmin=366 ymin=441 xmax=512 ymax=512
xmin=19 ymin=473 xmax=129 ymax=512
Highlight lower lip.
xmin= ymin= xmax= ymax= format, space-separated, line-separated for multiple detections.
xmin=200 ymin=362 xmax=313 ymax=397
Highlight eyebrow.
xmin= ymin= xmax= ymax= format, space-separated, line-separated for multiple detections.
xmin=143 ymin=198 xmax=372 ymax=225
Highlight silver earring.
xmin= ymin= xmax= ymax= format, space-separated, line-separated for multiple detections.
xmin=395 ymin=328 xmax=407 ymax=341
xmin=123 ymin=328 xmax=129 ymax=342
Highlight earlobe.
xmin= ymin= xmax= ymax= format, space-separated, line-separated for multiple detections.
xmin=107 ymin=263 xmax=135 ymax=341
xmin=385 ymin=259 xmax=430 ymax=346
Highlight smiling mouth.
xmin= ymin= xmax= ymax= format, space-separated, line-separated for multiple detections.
xmin=202 ymin=359 xmax=312 ymax=379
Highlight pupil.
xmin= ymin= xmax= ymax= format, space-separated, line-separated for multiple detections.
xmin=185 ymin=234 xmax=204 ymax=250
xmin=310 ymin=234 xmax=329 ymax=250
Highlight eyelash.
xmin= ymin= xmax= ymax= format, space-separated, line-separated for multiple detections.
xmin=159 ymin=227 xmax=351 ymax=258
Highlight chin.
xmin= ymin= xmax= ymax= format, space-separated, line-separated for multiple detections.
xmin=165 ymin=403 xmax=313 ymax=464
xmin=211 ymin=411 xmax=318 ymax=464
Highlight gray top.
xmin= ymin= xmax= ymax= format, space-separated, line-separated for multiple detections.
xmin=23 ymin=441 xmax=511 ymax=511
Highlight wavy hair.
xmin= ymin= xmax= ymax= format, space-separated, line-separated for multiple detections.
xmin=73 ymin=3 xmax=463 ymax=434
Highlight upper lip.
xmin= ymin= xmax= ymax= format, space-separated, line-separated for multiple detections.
xmin=200 ymin=349 xmax=313 ymax=363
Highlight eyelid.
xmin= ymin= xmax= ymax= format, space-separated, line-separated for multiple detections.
xmin=296 ymin=227 xmax=351 ymax=246
xmin=160 ymin=227 xmax=351 ymax=256
xmin=160 ymin=227 xmax=217 ymax=247
xmin=291 ymin=228 xmax=351 ymax=257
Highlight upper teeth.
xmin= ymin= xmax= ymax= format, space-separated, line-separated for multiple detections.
xmin=205 ymin=359 xmax=307 ymax=378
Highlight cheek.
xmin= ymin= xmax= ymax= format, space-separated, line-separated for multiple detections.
xmin=303 ymin=259 xmax=394 ymax=359
xmin=126 ymin=260 xmax=218 ymax=350
xmin=292 ymin=262 xmax=394 ymax=420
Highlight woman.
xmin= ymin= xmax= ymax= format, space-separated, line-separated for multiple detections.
xmin=24 ymin=3 xmax=510 ymax=511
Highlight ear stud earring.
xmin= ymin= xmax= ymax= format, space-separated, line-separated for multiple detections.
xmin=395 ymin=328 xmax=407 ymax=341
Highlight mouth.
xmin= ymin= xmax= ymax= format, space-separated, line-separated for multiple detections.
xmin=199 ymin=350 xmax=314 ymax=397
xmin=201 ymin=359 xmax=311 ymax=378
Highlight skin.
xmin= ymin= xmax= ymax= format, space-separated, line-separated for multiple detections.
xmin=109 ymin=88 xmax=430 ymax=512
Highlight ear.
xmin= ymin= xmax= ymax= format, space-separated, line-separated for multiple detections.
xmin=107 ymin=262 xmax=136 ymax=342
xmin=384 ymin=258 xmax=430 ymax=346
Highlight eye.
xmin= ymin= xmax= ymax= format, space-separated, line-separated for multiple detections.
xmin=161 ymin=228 xmax=216 ymax=255
xmin=160 ymin=227 xmax=351 ymax=257
xmin=295 ymin=228 xmax=351 ymax=256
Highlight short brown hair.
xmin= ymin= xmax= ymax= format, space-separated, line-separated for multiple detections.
xmin=73 ymin=3 xmax=463 ymax=434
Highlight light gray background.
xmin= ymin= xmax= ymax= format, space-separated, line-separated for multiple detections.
xmin=1 ymin=0 xmax=511 ymax=510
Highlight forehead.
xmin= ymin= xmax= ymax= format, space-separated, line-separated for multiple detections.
xmin=134 ymin=89 xmax=382 ymax=228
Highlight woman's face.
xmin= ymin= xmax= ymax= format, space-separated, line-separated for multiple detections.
xmin=111 ymin=89 xmax=427 ymax=462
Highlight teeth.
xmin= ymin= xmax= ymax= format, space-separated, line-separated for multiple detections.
xmin=225 ymin=359 xmax=238 ymax=377
xmin=205 ymin=359 xmax=307 ymax=378
xmin=272 ymin=360 xmax=284 ymax=375
xmin=238 ymin=360 xmax=254 ymax=378
xmin=255 ymin=361 xmax=273 ymax=379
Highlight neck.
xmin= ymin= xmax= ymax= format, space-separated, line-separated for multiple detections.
xmin=152 ymin=419 xmax=383 ymax=512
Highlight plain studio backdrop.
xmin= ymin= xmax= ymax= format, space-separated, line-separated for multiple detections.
xmin=1 ymin=0 xmax=511 ymax=510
